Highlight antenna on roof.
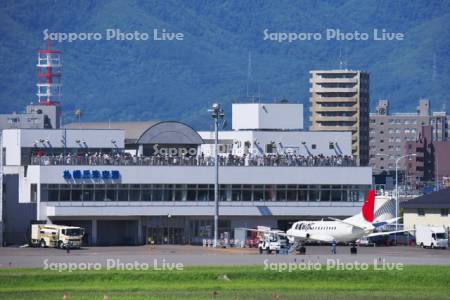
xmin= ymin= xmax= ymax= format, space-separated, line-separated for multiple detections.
xmin=247 ymin=50 xmax=252 ymax=100
xmin=75 ymin=109 xmax=82 ymax=129
xmin=338 ymin=48 xmax=349 ymax=70
xmin=432 ymin=53 xmax=437 ymax=82
xmin=258 ymin=84 xmax=261 ymax=103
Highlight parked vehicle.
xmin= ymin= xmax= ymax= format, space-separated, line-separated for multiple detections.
xmin=387 ymin=232 xmax=416 ymax=246
xmin=31 ymin=224 xmax=84 ymax=249
xmin=356 ymin=236 xmax=376 ymax=247
xmin=415 ymin=225 xmax=448 ymax=249
xmin=257 ymin=227 xmax=288 ymax=254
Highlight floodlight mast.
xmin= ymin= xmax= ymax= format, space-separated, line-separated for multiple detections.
xmin=208 ymin=103 xmax=224 ymax=248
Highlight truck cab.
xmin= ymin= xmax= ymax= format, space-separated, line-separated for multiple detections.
xmin=59 ymin=227 xmax=85 ymax=249
xmin=415 ymin=225 xmax=448 ymax=249
xmin=430 ymin=232 xmax=448 ymax=249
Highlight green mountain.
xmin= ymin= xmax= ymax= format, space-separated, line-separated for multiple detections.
xmin=1 ymin=0 xmax=449 ymax=129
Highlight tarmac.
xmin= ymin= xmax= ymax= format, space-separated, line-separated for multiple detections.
xmin=1 ymin=245 xmax=449 ymax=269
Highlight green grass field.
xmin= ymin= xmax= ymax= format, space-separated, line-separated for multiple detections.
xmin=1 ymin=266 xmax=450 ymax=299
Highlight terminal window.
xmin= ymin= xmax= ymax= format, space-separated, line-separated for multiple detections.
xmin=39 ymin=184 xmax=370 ymax=203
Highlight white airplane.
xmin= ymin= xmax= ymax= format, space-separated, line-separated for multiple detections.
xmin=244 ymin=190 xmax=410 ymax=249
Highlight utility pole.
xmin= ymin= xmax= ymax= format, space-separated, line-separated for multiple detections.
xmin=436 ymin=154 xmax=439 ymax=191
xmin=208 ymin=103 xmax=224 ymax=248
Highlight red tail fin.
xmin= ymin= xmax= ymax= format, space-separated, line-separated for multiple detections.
xmin=362 ymin=190 xmax=375 ymax=223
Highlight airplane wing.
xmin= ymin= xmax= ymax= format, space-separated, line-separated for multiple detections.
xmin=366 ymin=229 xmax=415 ymax=238
xmin=372 ymin=217 xmax=402 ymax=228
xmin=239 ymin=228 xmax=336 ymax=243
xmin=237 ymin=228 xmax=298 ymax=238
xmin=328 ymin=217 xmax=367 ymax=230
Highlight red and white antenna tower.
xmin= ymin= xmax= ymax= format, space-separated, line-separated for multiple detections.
xmin=37 ymin=40 xmax=62 ymax=106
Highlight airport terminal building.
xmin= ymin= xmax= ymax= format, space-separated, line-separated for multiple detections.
xmin=0 ymin=103 xmax=372 ymax=246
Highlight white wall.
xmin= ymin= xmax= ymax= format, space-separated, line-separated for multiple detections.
xmin=2 ymin=129 xmax=125 ymax=166
xmin=3 ymin=129 xmax=21 ymax=165
xmin=232 ymin=104 xmax=258 ymax=130
xmin=41 ymin=201 xmax=362 ymax=218
xmin=27 ymin=165 xmax=372 ymax=185
xmin=404 ymin=209 xmax=450 ymax=230
xmin=232 ymin=103 xmax=303 ymax=130
xmin=18 ymin=129 xmax=124 ymax=148
xmin=198 ymin=130 xmax=352 ymax=157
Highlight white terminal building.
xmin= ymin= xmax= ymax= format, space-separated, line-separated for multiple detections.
xmin=0 ymin=102 xmax=372 ymax=246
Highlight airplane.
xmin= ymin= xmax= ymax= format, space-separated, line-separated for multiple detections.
xmin=242 ymin=190 xmax=411 ymax=253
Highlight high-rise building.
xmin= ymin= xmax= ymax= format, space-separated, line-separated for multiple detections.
xmin=309 ymin=70 xmax=370 ymax=165
xmin=369 ymin=99 xmax=450 ymax=174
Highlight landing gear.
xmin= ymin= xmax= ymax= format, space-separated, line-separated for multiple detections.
xmin=298 ymin=246 xmax=306 ymax=255
xmin=350 ymin=243 xmax=358 ymax=255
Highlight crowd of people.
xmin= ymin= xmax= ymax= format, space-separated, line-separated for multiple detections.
xmin=30 ymin=152 xmax=356 ymax=167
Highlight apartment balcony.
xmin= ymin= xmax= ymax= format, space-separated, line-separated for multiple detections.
xmin=312 ymin=97 xmax=358 ymax=103
xmin=310 ymin=87 xmax=358 ymax=93
xmin=309 ymin=124 xmax=357 ymax=131
xmin=313 ymin=106 xmax=358 ymax=112
xmin=313 ymin=77 xmax=358 ymax=84
xmin=313 ymin=116 xmax=358 ymax=122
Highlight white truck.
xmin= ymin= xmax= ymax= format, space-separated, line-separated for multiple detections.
xmin=31 ymin=224 xmax=84 ymax=249
xmin=415 ymin=225 xmax=448 ymax=249
xmin=257 ymin=226 xmax=287 ymax=254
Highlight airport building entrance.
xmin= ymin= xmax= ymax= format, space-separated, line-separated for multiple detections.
xmin=145 ymin=217 xmax=232 ymax=245
xmin=146 ymin=216 xmax=188 ymax=245
xmin=147 ymin=227 xmax=185 ymax=245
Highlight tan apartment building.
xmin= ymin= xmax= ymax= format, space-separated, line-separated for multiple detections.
xmin=309 ymin=70 xmax=370 ymax=166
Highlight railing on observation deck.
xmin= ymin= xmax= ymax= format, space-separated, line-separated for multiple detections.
xmin=30 ymin=155 xmax=357 ymax=167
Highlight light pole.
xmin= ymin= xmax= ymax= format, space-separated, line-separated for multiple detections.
xmin=208 ymin=103 xmax=224 ymax=248
xmin=376 ymin=153 xmax=416 ymax=244
xmin=394 ymin=154 xmax=416 ymax=233
xmin=167 ymin=213 xmax=171 ymax=244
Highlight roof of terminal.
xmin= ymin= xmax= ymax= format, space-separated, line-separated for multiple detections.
xmin=65 ymin=121 xmax=203 ymax=145
xmin=401 ymin=188 xmax=450 ymax=209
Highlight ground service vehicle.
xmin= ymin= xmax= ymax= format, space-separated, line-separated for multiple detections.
xmin=415 ymin=225 xmax=448 ymax=249
xmin=257 ymin=227 xmax=287 ymax=254
xmin=31 ymin=224 xmax=84 ymax=249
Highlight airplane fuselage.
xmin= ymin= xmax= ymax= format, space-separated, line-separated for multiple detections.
xmin=286 ymin=221 xmax=370 ymax=243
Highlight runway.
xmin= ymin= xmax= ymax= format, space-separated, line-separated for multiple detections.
xmin=0 ymin=245 xmax=449 ymax=268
